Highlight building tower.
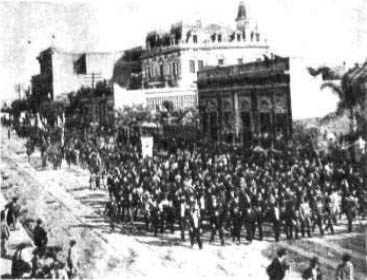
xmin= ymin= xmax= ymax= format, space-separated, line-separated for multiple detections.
xmin=235 ymin=1 xmax=249 ymax=36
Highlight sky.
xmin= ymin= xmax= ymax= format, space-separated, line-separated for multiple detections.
xmin=1 ymin=0 xmax=366 ymax=114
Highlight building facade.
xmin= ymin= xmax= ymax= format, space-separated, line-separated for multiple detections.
xmin=114 ymin=85 xmax=197 ymax=110
xmin=31 ymin=47 xmax=123 ymax=102
xmin=31 ymin=47 xmax=122 ymax=126
xmin=197 ymin=56 xmax=292 ymax=148
xmin=140 ymin=2 xmax=269 ymax=91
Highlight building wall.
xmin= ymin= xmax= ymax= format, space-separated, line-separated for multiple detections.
xmin=145 ymin=88 xmax=197 ymax=109
xmin=33 ymin=48 xmax=122 ymax=100
xmin=179 ymin=45 xmax=269 ymax=88
xmin=141 ymin=2 xmax=269 ymax=92
xmin=52 ymin=52 xmax=81 ymax=99
xmin=198 ymin=58 xmax=292 ymax=147
xmin=141 ymin=50 xmax=182 ymax=88
xmin=114 ymin=84 xmax=196 ymax=111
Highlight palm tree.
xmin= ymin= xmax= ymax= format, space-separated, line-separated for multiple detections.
xmin=320 ymin=67 xmax=361 ymax=133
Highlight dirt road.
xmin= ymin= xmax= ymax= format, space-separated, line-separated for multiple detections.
xmin=1 ymin=128 xmax=365 ymax=279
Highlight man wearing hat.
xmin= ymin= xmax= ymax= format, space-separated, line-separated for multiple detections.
xmin=302 ymin=257 xmax=322 ymax=280
xmin=188 ymin=199 xmax=203 ymax=249
xmin=335 ymin=253 xmax=354 ymax=280
xmin=5 ymin=196 xmax=21 ymax=230
xmin=33 ymin=219 xmax=48 ymax=253
xmin=266 ymin=248 xmax=290 ymax=280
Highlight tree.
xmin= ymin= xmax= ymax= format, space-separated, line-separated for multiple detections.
xmin=38 ymin=100 xmax=64 ymax=129
xmin=320 ymin=63 xmax=365 ymax=134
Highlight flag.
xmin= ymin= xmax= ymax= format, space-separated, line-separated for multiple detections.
xmin=141 ymin=136 xmax=153 ymax=158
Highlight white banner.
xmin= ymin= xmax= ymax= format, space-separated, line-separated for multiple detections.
xmin=141 ymin=136 xmax=153 ymax=158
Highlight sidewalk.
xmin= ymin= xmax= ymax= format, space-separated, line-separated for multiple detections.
xmin=0 ymin=194 xmax=34 ymax=277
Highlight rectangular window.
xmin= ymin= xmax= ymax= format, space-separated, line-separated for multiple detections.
xmin=210 ymin=112 xmax=218 ymax=141
xmin=172 ymin=62 xmax=177 ymax=77
xmin=176 ymin=62 xmax=180 ymax=76
xmin=189 ymin=60 xmax=195 ymax=73
xmin=241 ymin=112 xmax=252 ymax=144
xmin=198 ymin=60 xmax=204 ymax=71
xmin=275 ymin=113 xmax=288 ymax=138
xmin=223 ymin=111 xmax=231 ymax=127
xmin=260 ymin=113 xmax=271 ymax=134
xmin=193 ymin=35 xmax=198 ymax=43
xmin=237 ymin=34 xmax=241 ymax=42
xmin=218 ymin=34 xmax=222 ymax=42
xmin=74 ymin=54 xmax=87 ymax=74
xmin=218 ymin=59 xmax=224 ymax=66
xmin=238 ymin=58 xmax=243 ymax=64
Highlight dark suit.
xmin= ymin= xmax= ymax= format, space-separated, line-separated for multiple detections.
xmin=34 ymin=225 xmax=48 ymax=249
xmin=269 ymin=206 xmax=281 ymax=242
xmin=244 ymin=207 xmax=256 ymax=242
xmin=267 ymin=258 xmax=289 ymax=280
xmin=189 ymin=207 xmax=202 ymax=249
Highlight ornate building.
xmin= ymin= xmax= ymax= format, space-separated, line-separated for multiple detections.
xmin=197 ymin=56 xmax=292 ymax=148
xmin=135 ymin=2 xmax=269 ymax=109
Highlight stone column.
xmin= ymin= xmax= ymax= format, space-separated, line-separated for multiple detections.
xmin=233 ymin=91 xmax=240 ymax=144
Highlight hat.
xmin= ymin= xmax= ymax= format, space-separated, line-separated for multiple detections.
xmin=277 ymin=248 xmax=287 ymax=257
xmin=342 ymin=253 xmax=351 ymax=262
xmin=36 ymin=219 xmax=43 ymax=225
xmin=311 ymin=257 xmax=319 ymax=265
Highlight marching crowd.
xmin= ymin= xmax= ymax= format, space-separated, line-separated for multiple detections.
xmin=61 ymin=128 xmax=366 ymax=249
xmin=2 ymin=121 xmax=365 ymax=280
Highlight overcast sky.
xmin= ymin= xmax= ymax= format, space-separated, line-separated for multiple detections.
xmin=1 ymin=0 xmax=366 ymax=102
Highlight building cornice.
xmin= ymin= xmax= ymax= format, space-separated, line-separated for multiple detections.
xmin=141 ymin=43 xmax=269 ymax=59
xmin=198 ymin=83 xmax=289 ymax=93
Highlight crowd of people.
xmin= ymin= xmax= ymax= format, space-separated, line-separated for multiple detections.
xmin=1 ymin=197 xmax=78 ymax=279
xmin=2 ymin=118 xmax=365 ymax=280
xmin=58 ymin=127 xmax=367 ymax=249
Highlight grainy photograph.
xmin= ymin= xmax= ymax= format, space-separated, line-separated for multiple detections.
xmin=0 ymin=0 xmax=366 ymax=279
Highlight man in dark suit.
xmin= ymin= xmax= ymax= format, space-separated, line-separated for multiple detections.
xmin=5 ymin=197 xmax=21 ymax=230
xmin=189 ymin=200 xmax=203 ymax=249
xmin=244 ymin=206 xmax=256 ymax=243
xmin=269 ymin=202 xmax=282 ymax=242
xmin=208 ymin=194 xmax=225 ymax=245
xmin=267 ymin=248 xmax=290 ymax=280
xmin=33 ymin=219 xmax=48 ymax=254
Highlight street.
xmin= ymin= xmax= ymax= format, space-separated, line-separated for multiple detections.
xmin=1 ymin=126 xmax=366 ymax=279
